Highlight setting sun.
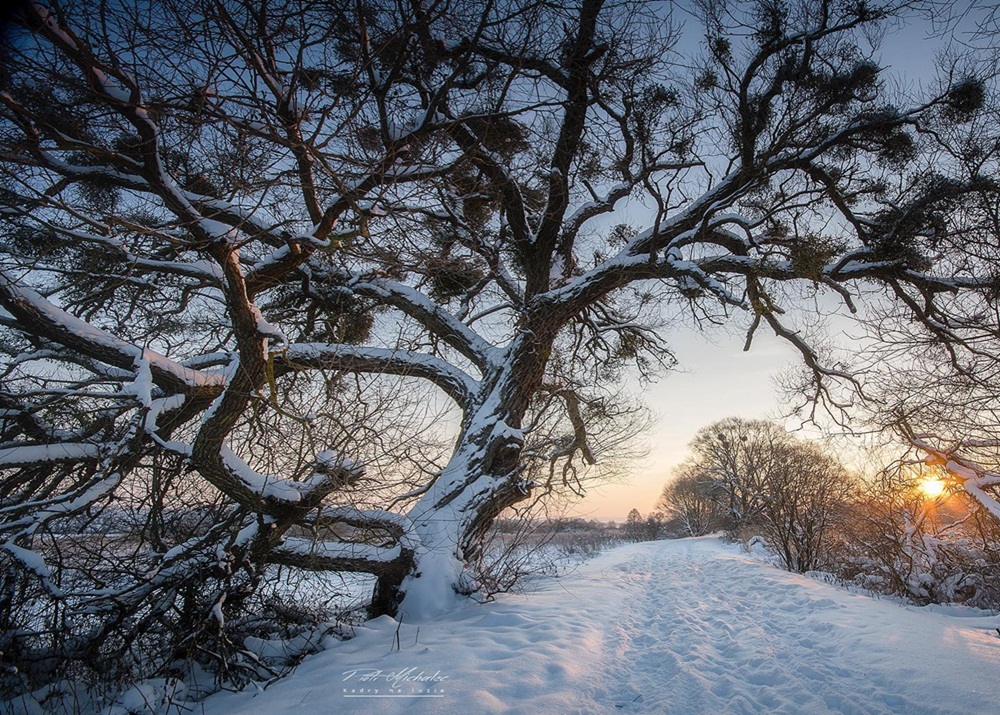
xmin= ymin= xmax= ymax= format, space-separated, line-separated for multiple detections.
xmin=918 ymin=478 xmax=947 ymax=499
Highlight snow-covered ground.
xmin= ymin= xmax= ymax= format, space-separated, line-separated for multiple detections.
xmin=203 ymin=537 xmax=1000 ymax=715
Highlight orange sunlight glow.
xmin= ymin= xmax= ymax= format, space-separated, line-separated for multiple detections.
xmin=918 ymin=477 xmax=946 ymax=499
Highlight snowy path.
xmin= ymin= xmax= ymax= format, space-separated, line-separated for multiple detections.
xmin=586 ymin=539 xmax=1000 ymax=713
xmin=203 ymin=538 xmax=1000 ymax=714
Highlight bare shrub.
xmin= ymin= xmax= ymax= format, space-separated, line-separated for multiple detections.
xmin=657 ymin=472 xmax=727 ymax=537
xmin=473 ymin=512 xmax=620 ymax=598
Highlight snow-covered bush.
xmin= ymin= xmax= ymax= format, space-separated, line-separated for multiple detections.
xmin=0 ymin=454 xmax=373 ymax=706
xmin=831 ymin=469 xmax=1000 ymax=609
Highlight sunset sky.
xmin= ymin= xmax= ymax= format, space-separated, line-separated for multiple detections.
xmin=567 ymin=5 xmax=987 ymax=521
xmin=569 ymin=324 xmax=796 ymax=521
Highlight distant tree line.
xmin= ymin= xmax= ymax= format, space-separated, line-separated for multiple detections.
xmin=622 ymin=508 xmax=667 ymax=542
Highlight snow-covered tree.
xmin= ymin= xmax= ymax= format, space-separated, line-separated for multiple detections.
xmin=1 ymin=0 xmax=997 ymax=685
xmin=623 ymin=508 xmax=645 ymax=541
xmin=622 ymin=508 xmax=666 ymax=541
xmin=675 ymin=418 xmax=851 ymax=571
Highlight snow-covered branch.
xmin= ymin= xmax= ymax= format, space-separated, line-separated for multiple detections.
xmin=0 ymin=271 xmax=225 ymax=400
xmin=911 ymin=437 xmax=1000 ymax=523
xmin=0 ymin=442 xmax=101 ymax=469
xmin=350 ymin=277 xmax=499 ymax=373
xmin=283 ymin=344 xmax=477 ymax=408
xmin=271 ymin=537 xmax=405 ymax=573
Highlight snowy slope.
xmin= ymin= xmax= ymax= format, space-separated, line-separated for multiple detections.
xmin=202 ymin=537 xmax=1000 ymax=715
